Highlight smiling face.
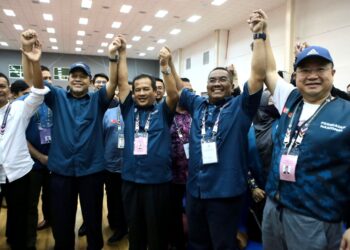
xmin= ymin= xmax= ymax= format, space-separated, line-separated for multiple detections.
xmin=295 ymin=57 xmax=335 ymax=104
xmin=0 ymin=77 xmax=10 ymax=108
xmin=207 ymin=69 xmax=232 ymax=104
xmin=93 ymin=76 xmax=108 ymax=90
xmin=156 ymin=80 xmax=165 ymax=102
xmin=133 ymin=77 xmax=157 ymax=107
xmin=68 ymin=69 xmax=91 ymax=98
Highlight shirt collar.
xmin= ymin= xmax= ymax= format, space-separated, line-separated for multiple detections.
xmin=206 ymin=95 xmax=232 ymax=107
xmin=66 ymin=90 xmax=91 ymax=99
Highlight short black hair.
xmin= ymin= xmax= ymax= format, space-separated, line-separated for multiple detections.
xmin=132 ymin=74 xmax=156 ymax=92
xmin=154 ymin=77 xmax=165 ymax=87
xmin=41 ymin=65 xmax=50 ymax=72
xmin=0 ymin=72 xmax=10 ymax=86
xmin=10 ymin=79 xmax=29 ymax=95
xmin=208 ymin=67 xmax=233 ymax=83
xmin=92 ymin=73 xmax=109 ymax=83
xmin=181 ymin=77 xmax=190 ymax=83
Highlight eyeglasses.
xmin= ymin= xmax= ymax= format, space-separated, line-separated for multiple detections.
xmin=296 ymin=67 xmax=331 ymax=76
xmin=208 ymin=77 xmax=229 ymax=84
xmin=95 ymin=80 xmax=107 ymax=84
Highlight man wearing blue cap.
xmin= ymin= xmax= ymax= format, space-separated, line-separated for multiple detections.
xmin=253 ymin=9 xmax=350 ymax=250
xmin=43 ymin=36 xmax=124 ymax=250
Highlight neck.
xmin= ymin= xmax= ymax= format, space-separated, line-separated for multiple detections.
xmin=303 ymin=94 xmax=330 ymax=105
xmin=176 ymin=106 xmax=186 ymax=113
xmin=70 ymin=90 xmax=88 ymax=99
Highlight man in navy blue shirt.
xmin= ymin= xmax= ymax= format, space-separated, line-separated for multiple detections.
xmin=169 ymin=11 xmax=265 ymax=250
xmin=117 ymin=44 xmax=179 ymax=250
xmin=258 ymin=8 xmax=350 ymax=250
xmin=43 ymin=35 xmax=123 ymax=250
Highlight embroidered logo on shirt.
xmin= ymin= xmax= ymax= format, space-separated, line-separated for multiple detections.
xmin=320 ymin=121 xmax=346 ymax=132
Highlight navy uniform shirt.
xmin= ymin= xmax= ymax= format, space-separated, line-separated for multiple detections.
xmin=179 ymin=83 xmax=262 ymax=199
xmin=120 ymin=92 xmax=174 ymax=184
xmin=266 ymin=89 xmax=350 ymax=222
xmin=103 ymin=105 xmax=124 ymax=173
xmin=44 ymin=84 xmax=111 ymax=176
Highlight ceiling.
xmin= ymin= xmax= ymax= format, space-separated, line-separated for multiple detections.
xmin=0 ymin=0 xmax=284 ymax=60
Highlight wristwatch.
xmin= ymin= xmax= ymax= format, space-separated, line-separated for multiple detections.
xmin=109 ymin=54 xmax=119 ymax=62
xmin=253 ymin=33 xmax=267 ymax=41
xmin=161 ymin=66 xmax=171 ymax=75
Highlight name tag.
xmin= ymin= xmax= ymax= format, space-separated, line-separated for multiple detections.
xmin=279 ymin=154 xmax=298 ymax=182
xmin=39 ymin=127 xmax=52 ymax=144
xmin=118 ymin=134 xmax=125 ymax=149
xmin=183 ymin=143 xmax=189 ymax=159
xmin=134 ymin=133 xmax=148 ymax=155
xmin=201 ymin=141 xmax=218 ymax=164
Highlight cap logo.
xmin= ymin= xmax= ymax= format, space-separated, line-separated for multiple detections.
xmin=306 ymin=49 xmax=319 ymax=56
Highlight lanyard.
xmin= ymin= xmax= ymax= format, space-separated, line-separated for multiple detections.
xmin=36 ymin=105 xmax=53 ymax=128
xmin=135 ymin=110 xmax=152 ymax=133
xmin=283 ymin=96 xmax=331 ymax=153
xmin=174 ymin=115 xmax=191 ymax=143
xmin=201 ymin=103 xmax=228 ymax=139
xmin=0 ymin=102 xmax=11 ymax=136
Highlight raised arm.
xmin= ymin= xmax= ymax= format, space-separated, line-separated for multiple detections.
xmin=106 ymin=36 xmax=121 ymax=100
xmin=22 ymin=38 xmax=44 ymax=89
xmin=159 ymin=47 xmax=179 ymax=111
xmin=247 ymin=9 xmax=267 ymax=94
xmin=168 ymin=56 xmax=184 ymax=91
xmin=21 ymin=29 xmax=37 ymax=86
xmin=116 ymin=35 xmax=129 ymax=103
xmin=340 ymin=229 xmax=350 ymax=250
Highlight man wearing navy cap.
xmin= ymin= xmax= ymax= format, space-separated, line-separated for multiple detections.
xmin=255 ymin=8 xmax=350 ymax=250
xmin=43 ymin=36 xmax=124 ymax=250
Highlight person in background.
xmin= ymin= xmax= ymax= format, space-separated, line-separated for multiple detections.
xmin=10 ymin=79 xmax=30 ymax=100
xmin=155 ymin=77 xmax=166 ymax=103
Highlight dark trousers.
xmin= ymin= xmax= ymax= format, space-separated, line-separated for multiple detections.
xmin=50 ymin=172 xmax=104 ymax=250
xmin=169 ymin=183 xmax=186 ymax=250
xmin=104 ymin=171 xmax=127 ymax=233
xmin=186 ymin=193 xmax=244 ymax=250
xmin=26 ymin=168 xmax=51 ymax=248
xmin=0 ymin=172 xmax=31 ymax=250
xmin=122 ymin=180 xmax=171 ymax=250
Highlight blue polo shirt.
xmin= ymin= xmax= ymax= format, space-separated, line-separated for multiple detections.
xmin=44 ymin=84 xmax=111 ymax=176
xmin=266 ymin=89 xmax=350 ymax=222
xmin=103 ymin=105 xmax=123 ymax=173
xmin=179 ymin=83 xmax=262 ymax=199
xmin=120 ymin=92 xmax=174 ymax=184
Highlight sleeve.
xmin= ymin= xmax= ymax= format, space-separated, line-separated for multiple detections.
xmin=161 ymin=99 xmax=175 ymax=126
xmin=241 ymin=82 xmax=263 ymax=118
xmin=98 ymin=85 xmax=113 ymax=111
xmin=120 ymin=91 xmax=133 ymax=119
xmin=43 ymin=82 xmax=58 ymax=109
xmin=179 ymin=88 xmax=204 ymax=116
xmin=272 ymin=77 xmax=295 ymax=114
xmin=23 ymin=86 xmax=50 ymax=119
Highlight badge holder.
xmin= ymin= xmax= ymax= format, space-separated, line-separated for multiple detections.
xmin=279 ymin=148 xmax=299 ymax=182
xmin=38 ymin=124 xmax=52 ymax=144
xmin=118 ymin=133 xmax=125 ymax=149
xmin=183 ymin=143 xmax=189 ymax=159
xmin=134 ymin=132 xmax=148 ymax=155
xmin=201 ymin=139 xmax=218 ymax=164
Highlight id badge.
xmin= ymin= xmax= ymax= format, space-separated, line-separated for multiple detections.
xmin=279 ymin=153 xmax=298 ymax=182
xmin=39 ymin=126 xmax=52 ymax=144
xmin=201 ymin=140 xmax=218 ymax=164
xmin=134 ymin=133 xmax=148 ymax=155
xmin=118 ymin=134 xmax=125 ymax=149
xmin=183 ymin=143 xmax=189 ymax=159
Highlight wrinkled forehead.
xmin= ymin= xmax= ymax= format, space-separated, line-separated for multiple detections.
xmin=208 ymin=69 xmax=230 ymax=79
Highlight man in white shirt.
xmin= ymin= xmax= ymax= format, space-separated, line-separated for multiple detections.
xmin=0 ymin=29 xmax=49 ymax=250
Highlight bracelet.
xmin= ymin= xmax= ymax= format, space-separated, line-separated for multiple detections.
xmin=109 ymin=55 xmax=119 ymax=62
xmin=253 ymin=33 xmax=267 ymax=41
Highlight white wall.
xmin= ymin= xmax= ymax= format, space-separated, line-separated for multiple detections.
xmin=175 ymin=0 xmax=350 ymax=92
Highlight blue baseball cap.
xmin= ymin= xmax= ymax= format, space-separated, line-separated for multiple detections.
xmin=69 ymin=62 xmax=92 ymax=77
xmin=294 ymin=46 xmax=333 ymax=70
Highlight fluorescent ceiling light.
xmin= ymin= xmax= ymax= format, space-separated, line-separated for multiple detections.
xmin=76 ymin=40 xmax=83 ymax=45
xmin=126 ymin=44 xmax=132 ymax=49
xmin=49 ymin=38 xmax=57 ymax=43
xmin=75 ymin=47 xmax=82 ymax=52
xmin=142 ymin=25 xmax=152 ymax=32
xmin=211 ymin=0 xmax=227 ymax=6
xmin=14 ymin=24 xmax=24 ymax=30
xmin=81 ymin=0 xmax=92 ymax=9
xmin=105 ymin=33 xmax=114 ymax=39
xmin=77 ymin=30 xmax=85 ymax=36
xmin=155 ymin=10 xmax=168 ymax=18
xmin=157 ymin=39 xmax=166 ymax=44
xmin=3 ymin=9 xmax=15 ymax=16
xmin=139 ymin=53 xmax=146 ymax=57
xmin=47 ymin=27 xmax=55 ymax=33
xmin=147 ymin=47 xmax=154 ymax=51
xmin=120 ymin=5 xmax=132 ymax=13
xmin=187 ymin=15 xmax=201 ymax=23
xmin=52 ymin=46 xmax=58 ymax=50
xmin=111 ymin=22 xmax=121 ymax=29
xmin=132 ymin=36 xmax=141 ymax=41
xmin=39 ymin=0 xmax=50 ymax=3
xmin=170 ymin=29 xmax=181 ymax=35
xmin=101 ymin=42 xmax=108 ymax=47
xmin=43 ymin=13 xmax=53 ymax=21
xmin=79 ymin=17 xmax=88 ymax=25
xmin=97 ymin=49 xmax=104 ymax=53
xmin=0 ymin=42 xmax=9 ymax=46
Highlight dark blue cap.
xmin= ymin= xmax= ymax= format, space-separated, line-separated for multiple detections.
xmin=69 ymin=62 xmax=92 ymax=77
xmin=294 ymin=46 xmax=333 ymax=70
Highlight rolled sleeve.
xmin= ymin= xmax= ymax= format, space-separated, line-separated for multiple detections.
xmin=241 ymin=82 xmax=263 ymax=118
xmin=23 ymin=86 xmax=51 ymax=119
